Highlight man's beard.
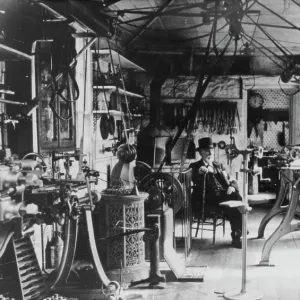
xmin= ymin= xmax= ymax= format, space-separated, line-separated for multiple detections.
xmin=204 ymin=156 xmax=213 ymax=165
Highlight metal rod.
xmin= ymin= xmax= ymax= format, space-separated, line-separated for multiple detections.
xmin=125 ymin=0 xmax=175 ymax=48
xmin=243 ymin=32 xmax=286 ymax=63
xmin=241 ymin=21 xmax=296 ymax=30
xmin=254 ymin=0 xmax=300 ymax=31
xmin=241 ymin=152 xmax=248 ymax=293
xmin=201 ymin=173 xmax=207 ymax=239
xmin=25 ymin=37 xmax=97 ymax=116
xmin=241 ymin=33 xmax=285 ymax=70
xmin=157 ymin=36 xmax=233 ymax=172
xmin=0 ymin=99 xmax=27 ymax=106
xmin=86 ymin=176 xmax=94 ymax=210
xmin=246 ymin=14 xmax=293 ymax=57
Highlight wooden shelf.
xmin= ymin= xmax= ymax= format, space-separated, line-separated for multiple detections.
xmin=93 ymin=85 xmax=144 ymax=99
xmin=93 ymin=110 xmax=123 ymax=116
xmin=0 ymin=43 xmax=32 ymax=61
xmin=92 ymin=49 xmax=146 ymax=72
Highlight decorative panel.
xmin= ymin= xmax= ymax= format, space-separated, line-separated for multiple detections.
xmin=106 ymin=201 xmax=145 ymax=269
xmin=125 ymin=203 xmax=144 ymax=267
xmin=107 ymin=205 xmax=123 ymax=269
xmin=259 ymin=89 xmax=290 ymax=110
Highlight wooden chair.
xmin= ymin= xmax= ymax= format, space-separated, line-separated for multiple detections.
xmin=192 ymin=206 xmax=226 ymax=244
xmin=191 ymin=173 xmax=226 ymax=244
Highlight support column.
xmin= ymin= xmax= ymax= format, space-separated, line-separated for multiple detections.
xmin=289 ymin=92 xmax=300 ymax=145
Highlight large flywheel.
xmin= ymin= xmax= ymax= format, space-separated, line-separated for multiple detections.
xmin=134 ymin=161 xmax=153 ymax=184
xmin=139 ymin=172 xmax=184 ymax=214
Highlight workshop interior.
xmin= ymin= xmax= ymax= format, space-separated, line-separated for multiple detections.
xmin=1 ymin=0 xmax=300 ymax=299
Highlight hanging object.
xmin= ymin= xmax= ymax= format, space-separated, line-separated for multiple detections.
xmin=277 ymin=122 xmax=286 ymax=147
xmin=280 ymin=60 xmax=300 ymax=83
xmin=100 ymin=114 xmax=110 ymax=140
xmin=289 ymin=146 xmax=300 ymax=161
xmin=108 ymin=115 xmax=115 ymax=135
xmin=218 ymin=140 xmax=226 ymax=150
xmin=187 ymin=139 xmax=196 ymax=159
xmin=197 ymin=101 xmax=241 ymax=134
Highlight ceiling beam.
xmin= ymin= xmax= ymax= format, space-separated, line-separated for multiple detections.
xmin=124 ymin=0 xmax=175 ymax=49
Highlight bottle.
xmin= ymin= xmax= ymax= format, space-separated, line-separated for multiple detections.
xmin=131 ymin=180 xmax=140 ymax=196
xmin=49 ymin=231 xmax=64 ymax=269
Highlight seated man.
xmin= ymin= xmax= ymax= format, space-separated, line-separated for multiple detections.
xmin=189 ymin=137 xmax=243 ymax=248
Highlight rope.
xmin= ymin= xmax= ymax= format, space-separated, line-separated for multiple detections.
xmin=107 ymin=39 xmax=129 ymax=143
xmin=157 ymin=36 xmax=234 ymax=172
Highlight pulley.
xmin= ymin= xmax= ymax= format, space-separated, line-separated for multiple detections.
xmin=117 ymin=144 xmax=137 ymax=164
xmin=255 ymin=146 xmax=264 ymax=159
xmin=289 ymin=146 xmax=300 ymax=161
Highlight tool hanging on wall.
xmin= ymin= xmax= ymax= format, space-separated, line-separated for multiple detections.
xmin=157 ymin=30 xmax=234 ymax=172
xmin=278 ymin=121 xmax=286 ymax=147
xmin=197 ymin=101 xmax=241 ymax=134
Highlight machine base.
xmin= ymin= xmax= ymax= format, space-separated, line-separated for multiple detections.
xmin=258 ymin=261 xmax=275 ymax=266
xmin=223 ymin=290 xmax=264 ymax=300
xmin=53 ymin=286 xmax=119 ymax=300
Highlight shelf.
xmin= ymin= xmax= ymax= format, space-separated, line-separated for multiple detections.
xmin=92 ymin=49 xmax=146 ymax=72
xmin=93 ymin=86 xmax=144 ymax=99
xmin=0 ymin=43 xmax=32 ymax=61
xmin=93 ymin=110 xmax=123 ymax=116
xmin=0 ymin=89 xmax=15 ymax=95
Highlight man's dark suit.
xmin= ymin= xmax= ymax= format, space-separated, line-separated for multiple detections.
xmin=189 ymin=159 xmax=242 ymax=235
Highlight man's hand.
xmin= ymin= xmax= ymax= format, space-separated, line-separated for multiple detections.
xmin=198 ymin=166 xmax=208 ymax=174
xmin=227 ymin=186 xmax=235 ymax=195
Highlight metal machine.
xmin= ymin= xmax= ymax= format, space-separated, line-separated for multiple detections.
xmin=0 ymin=153 xmax=120 ymax=300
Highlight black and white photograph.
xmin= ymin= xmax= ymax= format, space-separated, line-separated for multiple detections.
xmin=1 ymin=0 xmax=300 ymax=299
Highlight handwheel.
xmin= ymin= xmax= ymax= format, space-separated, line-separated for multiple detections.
xmin=139 ymin=172 xmax=184 ymax=214
xmin=21 ymin=152 xmax=48 ymax=172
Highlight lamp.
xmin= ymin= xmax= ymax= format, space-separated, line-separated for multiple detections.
xmin=280 ymin=60 xmax=300 ymax=83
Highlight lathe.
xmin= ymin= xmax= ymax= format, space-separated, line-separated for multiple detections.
xmin=0 ymin=154 xmax=120 ymax=300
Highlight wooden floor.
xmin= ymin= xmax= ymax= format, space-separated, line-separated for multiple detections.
xmin=122 ymin=205 xmax=300 ymax=300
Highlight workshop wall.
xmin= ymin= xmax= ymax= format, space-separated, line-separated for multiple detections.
xmin=142 ymin=76 xmax=247 ymax=192
xmin=249 ymin=89 xmax=291 ymax=151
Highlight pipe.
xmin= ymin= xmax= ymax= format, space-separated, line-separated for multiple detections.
xmin=69 ymin=0 xmax=114 ymax=38
xmin=0 ymin=99 xmax=27 ymax=106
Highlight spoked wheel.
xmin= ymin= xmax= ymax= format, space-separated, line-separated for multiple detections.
xmin=134 ymin=161 xmax=153 ymax=185
xmin=139 ymin=172 xmax=184 ymax=214
xmin=21 ymin=152 xmax=48 ymax=172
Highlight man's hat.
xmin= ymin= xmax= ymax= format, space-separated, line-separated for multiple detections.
xmin=195 ymin=137 xmax=214 ymax=151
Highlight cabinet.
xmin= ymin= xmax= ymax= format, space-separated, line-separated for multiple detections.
xmin=91 ymin=46 xmax=146 ymax=190
xmin=0 ymin=43 xmax=33 ymax=158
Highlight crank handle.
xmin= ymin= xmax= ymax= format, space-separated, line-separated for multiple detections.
xmin=293 ymin=177 xmax=300 ymax=189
